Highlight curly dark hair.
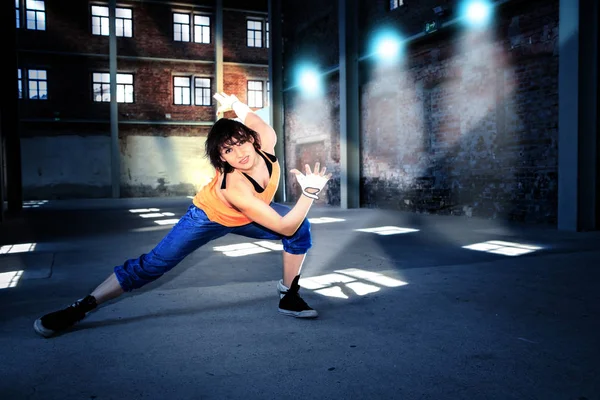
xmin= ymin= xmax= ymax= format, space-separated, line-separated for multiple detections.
xmin=205 ymin=118 xmax=262 ymax=173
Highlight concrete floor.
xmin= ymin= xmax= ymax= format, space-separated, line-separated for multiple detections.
xmin=0 ymin=197 xmax=599 ymax=400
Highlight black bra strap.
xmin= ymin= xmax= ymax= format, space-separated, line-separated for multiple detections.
xmin=221 ymin=150 xmax=277 ymax=192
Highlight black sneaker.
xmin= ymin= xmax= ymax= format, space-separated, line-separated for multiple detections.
xmin=278 ymin=275 xmax=318 ymax=318
xmin=33 ymin=295 xmax=97 ymax=338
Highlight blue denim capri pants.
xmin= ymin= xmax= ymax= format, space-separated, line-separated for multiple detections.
xmin=114 ymin=202 xmax=312 ymax=291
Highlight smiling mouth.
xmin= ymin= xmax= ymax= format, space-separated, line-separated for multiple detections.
xmin=240 ymin=156 xmax=249 ymax=164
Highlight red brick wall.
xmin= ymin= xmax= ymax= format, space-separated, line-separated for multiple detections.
xmin=17 ymin=0 xmax=268 ymax=127
xmin=16 ymin=0 xmax=269 ymax=198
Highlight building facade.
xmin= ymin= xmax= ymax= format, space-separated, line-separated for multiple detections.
xmin=13 ymin=0 xmax=269 ymax=199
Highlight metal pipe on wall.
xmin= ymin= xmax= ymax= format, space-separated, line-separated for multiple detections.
xmin=109 ymin=0 xmax=120 ymax=198
xmin=215 ymin=0 xmax=224 ymax=119
xmin=269 ymin=0 xmax=286 ymax=202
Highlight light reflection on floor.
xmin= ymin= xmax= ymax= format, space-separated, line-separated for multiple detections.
xmin=213 ymin=241 xmax=282 ymax=257
xmin=0 ymin=243 xmax=37 ymax=254
xmin=0 ymin=270 xmax=24 ymax=289
xmin=300 ymin=268 xmax=408 ymax=299
xmin=355 ymin=226 xmax=420 ymax=235
xmin=129 ymin=208 xmax=180 ymax=226
xmin=463 ymin=240 xmax=542 ymax=256
xmin=23 ymin=200 xmax=49 ymax=208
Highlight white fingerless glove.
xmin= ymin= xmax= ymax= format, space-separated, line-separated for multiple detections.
xmin=291 ymin=163 xmax=331 ymax=200
xmin=213 ymin=92 xmax=251 ymax=122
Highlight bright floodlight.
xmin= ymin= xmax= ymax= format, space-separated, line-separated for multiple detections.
xmin=460 ymin=0 xmax=493 ymax=29
xmin=296 ymin=64 xmax=322 ymax=97
xmin=371 ymin=30 xmax=403 ymax=63
xmin=376 ymin=38 xmax=399 ymax=59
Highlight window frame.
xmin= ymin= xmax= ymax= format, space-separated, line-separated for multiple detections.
xmin=247 ymin=79 xmax=265 ymax=108
xmin=194 ymin=77 xmax=212 ymax=106
xmin=247 ymin=18 xmax=268 ymax=48
xmin=27 ymin=69 xmax=48 ymax=100
xmin=389 ymin=0 xmax=404 ymax=11
xmin=91 ymin=72 xmax=135 ymax=104
xmin=15 ymin=0 xmax=21 ymax=28
xmin=173 ymin=75 xmax=192 ymax=105
xmin=193 ymin=14 xmax=211 ymax=44
xmin=173 ymin=75 xmax=214 ymax=106
xmin=265 ymin=21 xmax=269 ymax=49
xmin=24 ymin=0 xmax=46 ymax=31
xmin=91 ymin=5 xmax=133 ymax=37
xmin=17 ymin=69 xmax=23 ymax=99
xmin=173 ymin=12 xmax=191 ymax=42
xmin=173 ymin=11 xmax=211 ymax=44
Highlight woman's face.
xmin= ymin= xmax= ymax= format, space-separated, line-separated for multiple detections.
xmin=219 ymin=137 xmax=256 ymax=170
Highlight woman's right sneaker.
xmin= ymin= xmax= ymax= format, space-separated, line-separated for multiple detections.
xmin=33 ymin=295 xmax=97 ymax=338
xmin=277 ymin=275 xmax=318 ymax=318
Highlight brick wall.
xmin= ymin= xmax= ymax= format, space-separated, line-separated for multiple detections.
xmin=282 ymin=0 xmax=559 ymax=224
xmin=17 ymin=0 xmax=268 ymax=198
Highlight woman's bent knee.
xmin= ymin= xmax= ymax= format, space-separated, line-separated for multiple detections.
xmin=282 ymin=218 xmax=312 ymax=254
xmin=113 ymin=252 xmax=175 ymax=292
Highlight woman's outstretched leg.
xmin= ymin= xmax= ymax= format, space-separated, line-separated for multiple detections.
xmin=91 ymin=273 xmax=125 ymax=304
xmin=33 ymin=273 xmax=124 ymax=338
xmin=34 ymin=205 xmax=229 ymax=338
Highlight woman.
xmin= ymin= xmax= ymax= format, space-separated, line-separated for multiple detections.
xmin=34 ymin=92 xmax=331 ymax=338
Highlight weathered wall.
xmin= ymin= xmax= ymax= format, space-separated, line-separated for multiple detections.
xmin=21 ymin=133 xmax=214 ymax=199
xmin=282 ymin=0 xmax=340 ymax=205
xmin=21 ymin=136 xmax=112 ymax=199
xmin=120 ymin=135 xmax=212 ymax=197
xmin=282 ymin=0 xmax=559 ymax=223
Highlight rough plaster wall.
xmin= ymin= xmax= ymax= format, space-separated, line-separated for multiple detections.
xmin=21 ymin=136 xmax=112 ymax=199
xmin=120 ymin=136 xmax=214 ymax=197
xmin=360 ymin=17 xmax=559 ymax=223
xmin=21 ymin=135 xmax=215 ymax=199
xmin=282 ymin=0 xmax=340 ymax=204
xmin=284 ymin=80 xmax=340 ymax=205
xmin=283 ymin=0 xmax=559 ymax=224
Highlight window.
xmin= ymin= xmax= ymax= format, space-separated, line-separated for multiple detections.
xmin=93 ymin=72 xmax=110 ymax=102
xmin=193 ymin=15 xmax=210 ymax=44
xmin=173 ymin=13 xmax=190 ymax=42
xmin=174 ymin=76 xmax=212 ymax=106
xmin=194 ymin=78 xmax=211 ymax=105
xmin=91 ymin=5 xmax=133 ymax=37
xmin=25 ymin=0 xmax=46 ymax=30
xmin=247 ymin=19 xmax=265 ymax=48
xmin=116 ymin=73 xmax=134 ymax=103
xmin=266 ymin=80 xmax=270 ymax=106
xmin=265 ymin=21 xmax=269 ymax=48
xmin=92 ymin=72 xmax=134 ymax=103
xmin=247 ymin=80 xmax=264 ymax=108
xmin=390 ymin=0 xmax=404 ymax=10
xmin=28 ymin=69 xmax=47 ymax=100
xmin=173 ymin=76 xmax=191 ymax=105
xmin=15 ymin=0 xmax=20 ymax=28
xmin=174 ymin=13 xmax=210 ymax=43
xmin=17 ymin=69 xmax=23 ymax=99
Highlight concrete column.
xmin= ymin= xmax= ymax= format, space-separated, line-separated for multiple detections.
xmin=215 ymin=0 xmax=224 ymax=118
xmin=0 ymin=0 xmax=22 ymax=215
xmin=109 ymin=0 xmax=120 ymax=198
xmin=269 ymin=0 xmax=286 ymax=202
xmin=339 ymin=0 xmax=360 ymax=208
xmin=558 ymin=0 xmax=598 ymax=230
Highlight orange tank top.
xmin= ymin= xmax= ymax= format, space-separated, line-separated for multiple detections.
xmin=193 ymin=150 xmax=280 ymax=227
